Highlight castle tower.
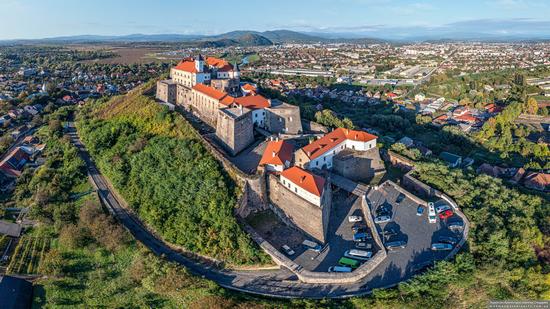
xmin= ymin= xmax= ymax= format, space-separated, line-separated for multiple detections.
xmin=195 ymin=54 xmax=204 ymax=72
xmin=232 ymin=62 xmax=240 ymax=80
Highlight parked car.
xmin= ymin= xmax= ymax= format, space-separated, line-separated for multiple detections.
xmin=396 ymin=193 xmax=406 ymax=204
xmin=383 ymin=228 xmax=398 ymax=237
xmin=428 ymin=202 xmax=437 ymax=223
xmin=374 ymin=215 xmax=391 ymax=224
xmin=348 ymin=215 xmax=363 ymax=223
xmin=435 ymin=204 xmax=451 ymax=213
xmin=438 ymin=209 xmax=454 ymax=220
xmin=281 ymin=245 xmax=295 ymax=256
xmin=351 ymin=224 xmax=367 ymax=233
xmin=344 ymin=249 xmax=373 ymax=261
xmin=385 ymin=240 xmax=407 ymax=250
xmin=353 ymin=232 xmax=368 ymax=242
xmin=431 ymin=243 xmax=453 ymax=251
xmin=439 ymin=236 xmax=459 ymax=245
xmin=416 ymin=205 xmax=424 ymax=216
xmin=302 ymin=240 xmax=322 ymax=252
xmin=448 ymin=221 xmax=464 ymax=231
xmin=355 ymin=242 xmax=372 ymax=250
xmin=328 ymin=266 xmax=352 ymax=273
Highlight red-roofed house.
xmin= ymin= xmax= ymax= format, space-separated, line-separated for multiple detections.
xmin=454 ymin=113 xmax=479 ymax=124
xmin=0 ymin=147 xmax=31 ymax=178
xmin=280 ymin=166 xmax=328 ymax=206
xmin=259 ymin=139 xmax=294 ymax=172
xmin=241 ymin=83 xmax=258 ymax=95
xmin=523 ymin=172 xmax=550 ymax=192
xmin=484 ymin=104 xmax=504 ymax=114
xmin=295 ymin=128 xmax=378 ymax=170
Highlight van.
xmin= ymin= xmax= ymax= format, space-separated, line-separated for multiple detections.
xmin=344 ymin=249 xmax=373 ymax=260
xmin=338 ymin=257 xmax=360 ymax=268
xmin=328 ymin=266 xmax=352 ymax=273
xmin=302 ymin=240 xmax=322 ymax=252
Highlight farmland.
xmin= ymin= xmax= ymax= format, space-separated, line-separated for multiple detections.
xmin=6 ymin=235 xmax=51 ymax=275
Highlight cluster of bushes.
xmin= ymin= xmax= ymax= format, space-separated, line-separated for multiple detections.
xmin=76 ymin=90 xmax=268 ymax=265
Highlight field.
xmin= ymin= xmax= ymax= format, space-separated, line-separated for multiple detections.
xmin=6 ymin=235 xmax=51 ymax=275
xmin=75 ymin=45 xmax=177 ymax=64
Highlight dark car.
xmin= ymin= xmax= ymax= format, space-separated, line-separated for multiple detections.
xmin=439 ymin=236 xmax=459 ymax=245
xmin=448 ymin=221 xmax=464 ymax=231
xmin=353 ymin=232 xmax=368 ymax=242
xmin=416 ymin=205 xmax=424 ymax=216
xmin=355 ymin=242 xmax=373 ymax=250
xmin=382 ymin=228 xmax=398 ymax=237
xmin=352 ymin=224 xmax=367 ymax=234
xmin=396 ymin=193 xmax=406 ymax=204
xmin=385 ymin=240 xmax=407 ymax=250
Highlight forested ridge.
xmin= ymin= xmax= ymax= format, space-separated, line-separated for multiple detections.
xmin=76 ymin=85 xmax=269 ymax=265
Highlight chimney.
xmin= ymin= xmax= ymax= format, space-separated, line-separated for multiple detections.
xmin=307 ymin=151 xmax=311 ymax=157
xmin=267 ymin=99 xmax=272 ymax=107
xmin=272 ymin=151 xmax=276 ymax=157
xmin=346 ymin=128 xmax=350 ymax=135
xmin=300 ymin=176 xmax=306 ymax=183
xmin=239 ymin=104 xmax=243 ymax=115
xmin=276 ymin=136 xmax=279 ymax=142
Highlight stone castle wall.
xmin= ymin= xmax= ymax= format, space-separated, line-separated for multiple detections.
xmin=267 ymin=174 xmax=330 ymax=243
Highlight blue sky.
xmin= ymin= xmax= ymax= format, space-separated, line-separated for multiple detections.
xmin=1 ymin=0 xmax=550 ymax=39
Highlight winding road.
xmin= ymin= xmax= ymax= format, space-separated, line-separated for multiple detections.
xmin=66 ymin=121 xmax=420 ymax=299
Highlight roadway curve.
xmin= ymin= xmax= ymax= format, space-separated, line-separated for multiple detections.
xmin=66 ymin=121 xmax=404 ymax=299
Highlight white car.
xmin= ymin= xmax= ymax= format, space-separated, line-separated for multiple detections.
xmin=281 ymin=245 xmax=295 ymax=256
xmin=374 ymin=215 xmax=391 ymax=224
xmin=328 ymin=266 xmax=352 ymax=273
xmin=435 ymin=204 xmax=451 ymax=213
xmin=348 ymin=215 xmax=363 ymax=223
xmin=428 ymin=202 xmax=437 ymax=223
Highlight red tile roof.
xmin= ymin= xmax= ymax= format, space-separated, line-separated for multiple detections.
xmin=281 ymin=166 xmax=326 ymax=197
xmin=301 ymin=128 xmax=377 ymax=160
xmin=220 ymin=95 xmax=235 ymax=106
xmin=523 ymin=172 xmax=550 ymax=191
xmin=0 ymin=147 xmax=30 ymax=177
xmin=484 ymin=104 xmax=504 ymax=113
xmin=242 ymin=84 xmax=257 ymax=92
xmin=259 ymin=140 xmax=294 ymax=166
xmin=174 ymin=60 xmax=198 ymax=73
xmin=233 ymin=94 xmax=270 ymax=110
xmin=192 ymin=84 xmax=228 ymax=101
xmin=206 ymin=57 xmax=230 ymax=68
xmin=454 ymin=113 xmax=478 ymax=123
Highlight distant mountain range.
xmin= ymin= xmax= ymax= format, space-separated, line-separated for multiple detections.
xmin=2 ymin=21 xmax=550 ymax=46
xmin=0 ymin=30 xmax=386 ymax=46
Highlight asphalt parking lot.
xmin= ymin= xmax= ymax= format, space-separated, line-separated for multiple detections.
xmin=289 ymin=190 xmax=379 ymax=272
xmin=365 ymin=182 xmax=465 ymax=281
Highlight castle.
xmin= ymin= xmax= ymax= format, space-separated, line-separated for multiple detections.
xmin=157 ymin=55 xmax=384 ymax=244
xmin=157 ymin=55 xmax=302 ymax=155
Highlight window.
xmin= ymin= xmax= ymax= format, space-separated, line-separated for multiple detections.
xmin=295 ymin=187 xmax=298 ymax=193
xmin=282 ymin=179 xmax=285 ymax=185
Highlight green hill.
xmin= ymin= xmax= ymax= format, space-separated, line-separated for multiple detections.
xmin=76 ymin=83 xmax=269 ymax=265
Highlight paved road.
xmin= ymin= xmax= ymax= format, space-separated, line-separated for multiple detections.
xmin=66 ymin=121 xmax=421 ymax=299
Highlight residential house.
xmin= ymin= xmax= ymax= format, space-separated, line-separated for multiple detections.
xmin=523 ymin=172 xmax=550 ymax=192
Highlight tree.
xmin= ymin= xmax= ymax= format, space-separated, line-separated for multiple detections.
xmin=526 ymin=97 xmax=539 ymax=115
